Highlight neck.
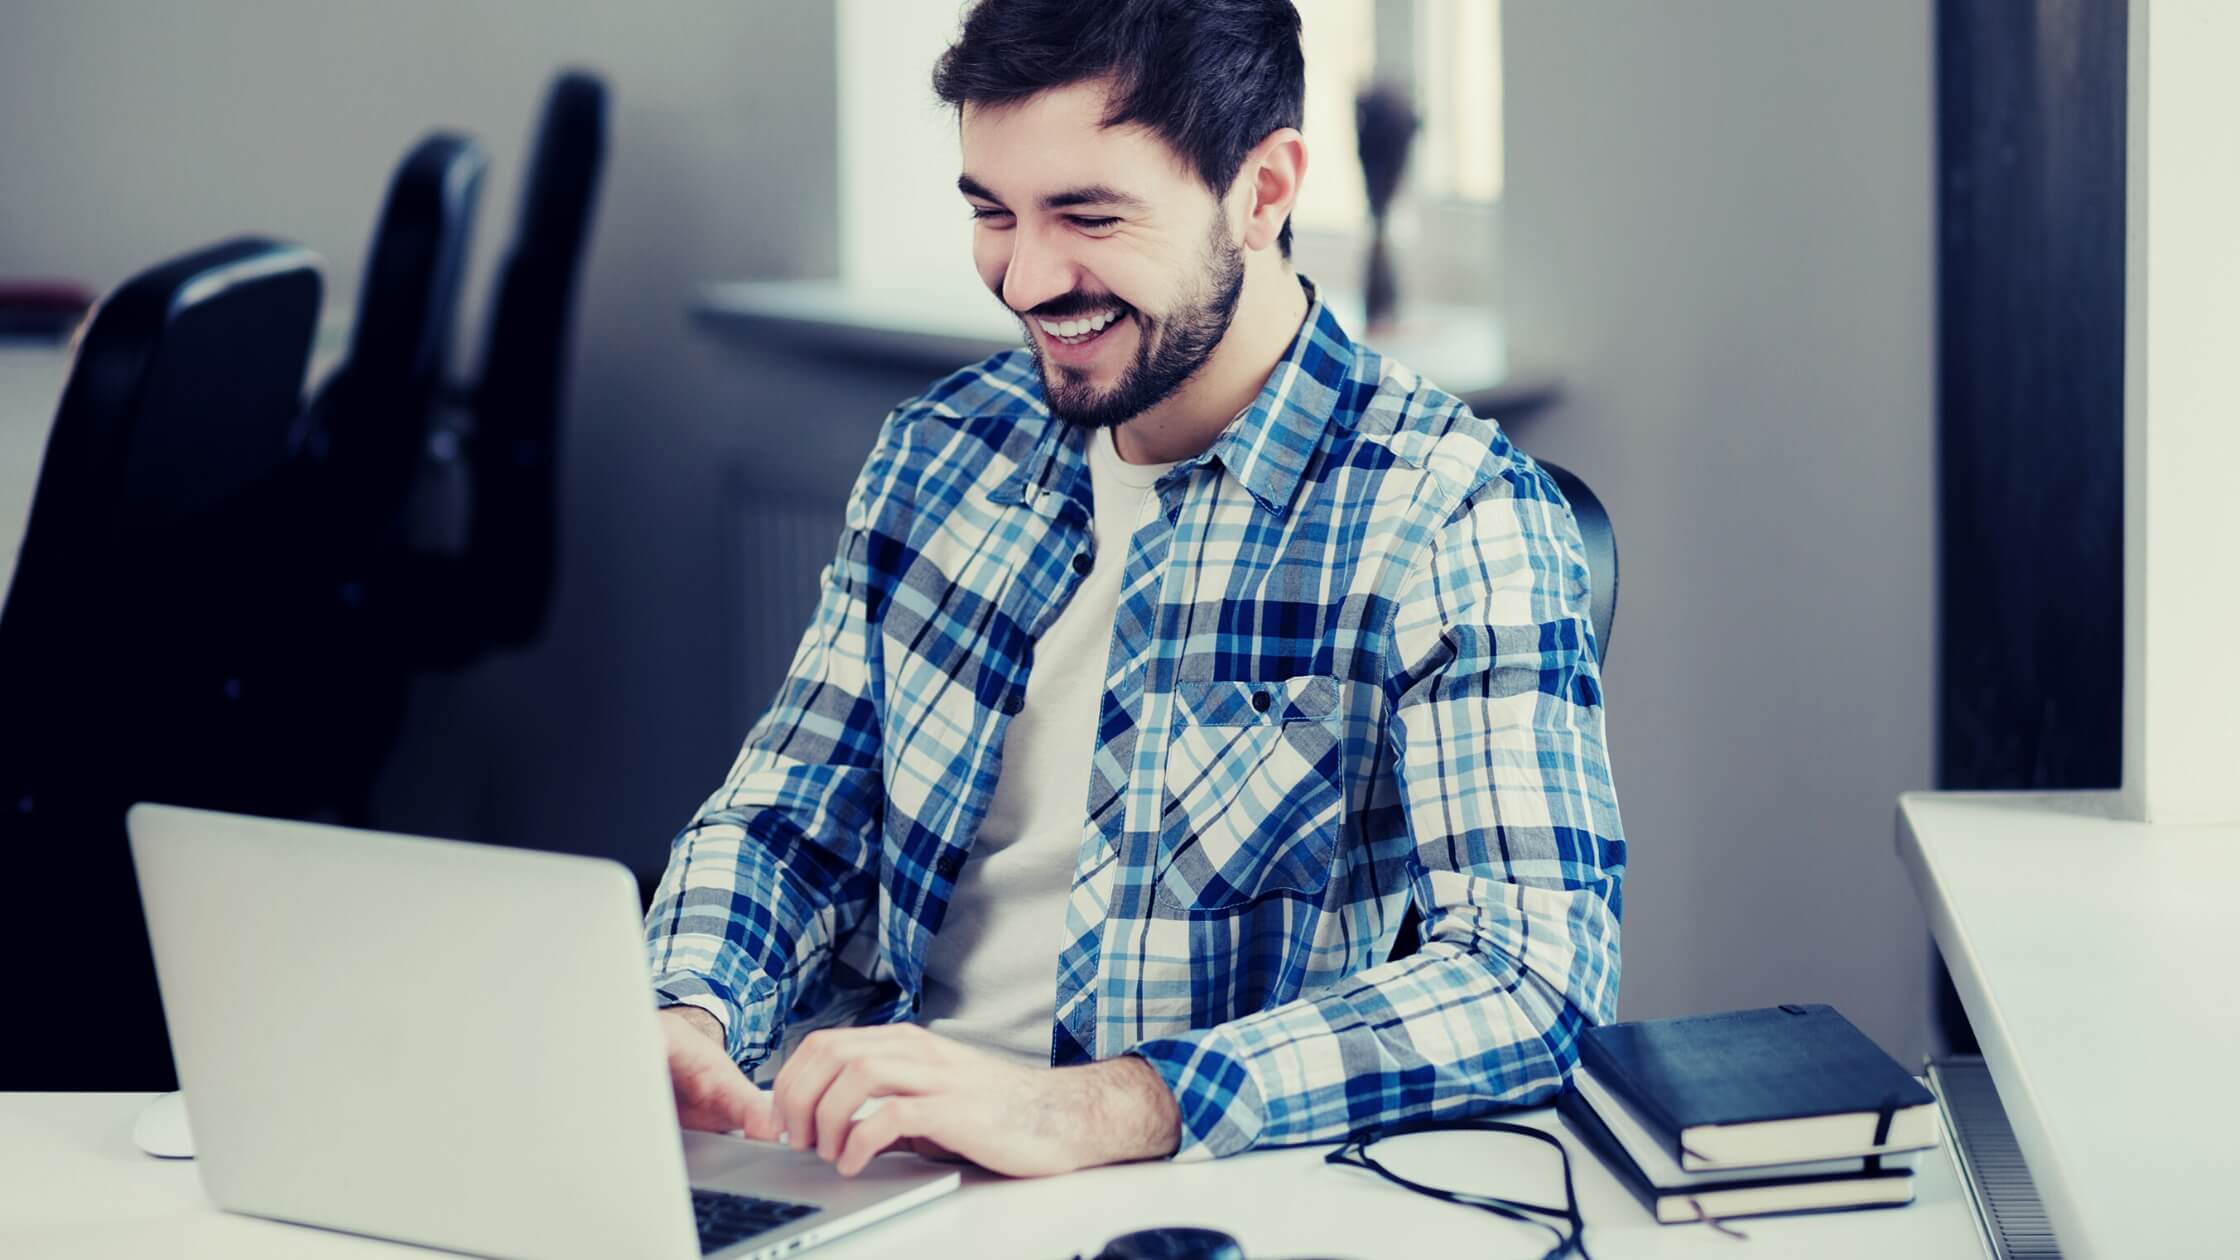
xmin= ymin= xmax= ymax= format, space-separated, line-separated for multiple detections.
xmin=1110 ymin=261 xmax=1309 ymax=465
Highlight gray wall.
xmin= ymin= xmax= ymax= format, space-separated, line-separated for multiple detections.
xmin=0 ymin=2 xmax=852 ymax=876
xmin=3 ymin=2 xmax=1941 ymax=1061
xmin=1500 ymin=3 xmax=1938 ymax=1060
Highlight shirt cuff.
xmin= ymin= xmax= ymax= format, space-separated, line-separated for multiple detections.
xmin=1126 ymin=1028 xmax=1268 ymax=1161
xmin=652 ymin=971 xmax=768 ymax=1067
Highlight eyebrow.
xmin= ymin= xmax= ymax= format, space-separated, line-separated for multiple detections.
xmin=957 ymin=174 xmax=1148 ymax=213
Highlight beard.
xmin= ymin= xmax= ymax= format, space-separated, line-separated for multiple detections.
xmin=1016 ymin=217 xmax=1247 ymax=431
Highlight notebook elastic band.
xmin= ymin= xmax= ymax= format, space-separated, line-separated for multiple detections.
xmin=1871 ymin=1093 xmax=1900 ymax=1146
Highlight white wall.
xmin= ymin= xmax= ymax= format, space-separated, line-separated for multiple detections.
xmin=2122 ymin=0 xmax=2240 ymax=826
xmin=0 ymin=2 xmax=848 ymax=874
xmin=1500 ymin=3 xmax=1938 ymax=1059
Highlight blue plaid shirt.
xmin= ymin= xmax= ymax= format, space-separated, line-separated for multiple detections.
xmin=646 ymin=284 xmax=1625 ymax=1160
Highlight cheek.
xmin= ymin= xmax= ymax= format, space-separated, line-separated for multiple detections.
xmin=1089 ymin=249 xmax=1175 ymax=314
xmin=972 ymin=232 xmax=1010 ymax=297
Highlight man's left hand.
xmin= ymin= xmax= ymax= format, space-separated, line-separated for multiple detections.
xmin=758 ymin=1023 xmax=1182 ymax=1177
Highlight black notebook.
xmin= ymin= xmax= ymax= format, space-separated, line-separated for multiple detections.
xmin=1558 ymin=1089 xmax=1917 ymax=1224
xmin=1576 ymin=1003 xmax=1939 ymax=1171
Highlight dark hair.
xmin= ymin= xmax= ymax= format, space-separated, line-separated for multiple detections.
xmin=933 ymin=0 xmax=1305 ymax=257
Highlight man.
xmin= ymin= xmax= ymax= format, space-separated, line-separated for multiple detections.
xmin=646 ymin=0 xmax=1624 ymax=1179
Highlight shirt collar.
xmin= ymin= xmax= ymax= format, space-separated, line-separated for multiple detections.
xmin=990 ymin=276 xmax=1357 ymax=522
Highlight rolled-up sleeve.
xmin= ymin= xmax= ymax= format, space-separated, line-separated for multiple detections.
xmin=644 ymin=414 xmax=906 ymax=1069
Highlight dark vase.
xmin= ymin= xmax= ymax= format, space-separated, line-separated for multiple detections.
xmin=1364 ymin=220 xmax=1398 ymax=329
xmin=1355 ymin=82 xmax=1419 ymax=333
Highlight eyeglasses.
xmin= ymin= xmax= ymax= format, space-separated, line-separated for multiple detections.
xmin=1324 ymin=1119 xmax=1592 ymax=1260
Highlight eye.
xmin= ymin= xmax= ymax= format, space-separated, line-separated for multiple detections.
xmin=969 ymin=206 xmax=1015 ymax=227
xmin=1068 ymin=216 xmax=1122 ymax=233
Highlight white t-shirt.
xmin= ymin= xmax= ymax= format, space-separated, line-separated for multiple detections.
xmin=917 ymin=425 xmax=1179 ymax=1064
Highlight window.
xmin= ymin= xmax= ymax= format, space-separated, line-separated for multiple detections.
xmin=1290 ymin=0 xmax=1376 ymax=236
xmin=832 ymin=0 xmax=1504 ymax=310
xmin=834 ymin=0 xmax=986 ymax=300
xmin=1411 ymin=0 xmax=1504 ymax=204
xmin=1295 ymin=0 xmax=1503 ymax=222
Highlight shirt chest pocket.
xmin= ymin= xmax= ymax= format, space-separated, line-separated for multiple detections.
xmin=1155 ymin=674 xmax=1346 ymax=912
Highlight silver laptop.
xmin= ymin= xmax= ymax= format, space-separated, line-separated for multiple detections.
xmin=126 ymin=803 xmax=959 ymax=1260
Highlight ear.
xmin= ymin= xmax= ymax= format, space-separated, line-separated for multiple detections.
xmin=1234 ymin=127 xmax=1306 ymax=253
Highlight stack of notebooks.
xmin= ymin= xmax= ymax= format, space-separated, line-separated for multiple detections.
xmin=1558 ymin=1003 xmax=1942 ymax=1225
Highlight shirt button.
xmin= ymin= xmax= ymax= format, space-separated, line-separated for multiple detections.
xmin=1002 ymin=690 xmax=1025 ymax=715
xmin=1072 ymin=551 xmax=1093 ymax=576
xmin=936 ymin=850 xmax=965 ymax=880
xmin=1252 ymin=690 xmax=1272 ymax=713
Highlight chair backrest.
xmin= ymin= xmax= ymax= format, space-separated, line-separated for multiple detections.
xmin=1538 ymin=460 xmax=1619 ymax=664
xmin=209 ymin=133 xmax=487 ymax=824
xmin=1386 ymin=457 xmax=1619 ymax=963
xmin=467 ymin=70 xmax=607 ymax=648
xmin=301 ymin=132 xmax=485 ymax=525
xmin=0 ymin=236 xmax=321 ymax=1090
xmin=1 ymin=237 xmax=323 ymax=754
xmin=7 ymin=239 xmax=322 ymax=580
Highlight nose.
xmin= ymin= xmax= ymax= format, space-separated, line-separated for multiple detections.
xmin=1000 ymin=222 xmax=1075 ymax=316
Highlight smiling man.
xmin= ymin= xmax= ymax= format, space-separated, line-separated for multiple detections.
xmin=645 ymin=0 xmax=1625 ymax=1178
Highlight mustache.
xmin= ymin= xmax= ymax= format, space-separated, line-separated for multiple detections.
xmin=1013 ymin=292 xmax=1133 ymax=320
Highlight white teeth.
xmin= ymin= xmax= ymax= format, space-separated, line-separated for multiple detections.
xmin=1037 ymin=309 xmax=1122 ymax=340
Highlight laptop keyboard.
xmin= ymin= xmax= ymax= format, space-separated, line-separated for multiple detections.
xmin=693 ymin=1188 xmax=821 ymax=1254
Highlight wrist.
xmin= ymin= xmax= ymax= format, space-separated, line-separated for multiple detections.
xmin=661 ymin=1004 xmax=726 ymax=1050
xmin=1066 ymin=1055 xmax=1181 ymax=1168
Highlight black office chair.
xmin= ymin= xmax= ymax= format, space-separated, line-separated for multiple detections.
xmin=406 ymin=72 xmax=608 ymax=667
xmin=1542 ymin=461 xmax=1619 ymax=665
xmin=0 ymin=237 xmax=324 ymax=1089
xmin=1387 ymin=458 xmax=1618 ymax=962
xmin=300 ymin=132 xmax=486 ymax=520
xmin=463 ymin=69 xmax=607 ymax=651
xmin=264 ymin=132 xmax=485 ymax=812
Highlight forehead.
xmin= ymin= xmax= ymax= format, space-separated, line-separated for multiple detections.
xmin=958 ymin=79 xmax=1199 ymax=202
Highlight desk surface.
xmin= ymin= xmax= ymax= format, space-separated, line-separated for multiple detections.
xmin=1898 ymin=790 xmax=2240 ymax=1260
xmin=1 ymin=1091 xmax=1985 ymax=1259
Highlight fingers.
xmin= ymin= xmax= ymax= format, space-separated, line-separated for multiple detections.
xmin=771 ymin=1036 xmax=848 ymax=1152
xmin=813 ymin=1058 xmax=939 ymax=1162
xmin=738 ymin=1082 xmax=782 ymax=1142
xmin=670 ymin=1033 xmax=765 ymax=1135
xmin=678 ymin=1075 xmax=769 ymax=1138
xmin=837 ymin=1098 xmax=924 ymax=1177
xmin=676 ymin=1084 xmax=743 ymax=1134
xmin=813 ymin=1064 xmax=877 ymax=1162
xmin=771 ymin=1025 xmax=932 ymax=1153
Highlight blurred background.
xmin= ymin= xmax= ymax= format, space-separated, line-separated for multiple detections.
xmin=2 ymin=0 xmax=1983 ymax=1085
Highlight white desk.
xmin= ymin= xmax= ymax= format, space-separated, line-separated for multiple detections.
xmin=0 ymin=1092 xmax=1986 ymax=1259
xmin=0 ymin=344 xmax=75 ymax=608
xmin=1899 ymin=791 xmax=2240 ymax=1260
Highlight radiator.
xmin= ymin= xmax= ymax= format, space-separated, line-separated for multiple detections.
xmin=725 ymin=474 xmax=845 ymax=739
xmin=1929 ymin=1055 xmax=2063 ymax=1260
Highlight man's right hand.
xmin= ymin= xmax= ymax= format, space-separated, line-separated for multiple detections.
xmin=660 ymin=1006 xmax=779 ymax=1139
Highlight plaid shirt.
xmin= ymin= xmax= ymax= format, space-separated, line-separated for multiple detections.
xmin=646 ymin=284 xmax=1625 ymax=1160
